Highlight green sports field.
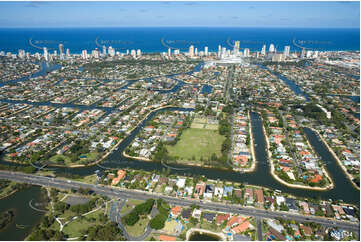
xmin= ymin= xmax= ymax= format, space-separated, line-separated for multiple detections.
xmin=166 ymin=128 xmax=225 ymax=164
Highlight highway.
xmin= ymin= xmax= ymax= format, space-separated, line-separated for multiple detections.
xmin=0 ymin=170 xmax=359 ymax=235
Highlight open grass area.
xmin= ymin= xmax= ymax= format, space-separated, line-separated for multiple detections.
xmin=125 ymin=216 xmax=149 ymax=237
xmin=200 ymin=221 xmax=223 ymax=233
xmin=49 ymin=154 xmax=72 ymax=165
xmin=49 ymin=152 xmax=99 ymax=166
xmin=74 ymin=174 xmax=98 ymax=184
xmin=166 ymin=128 xmax=225 ymax=164
xmin=62 ymin=209 xmax=104 ymax=238
xmin=120 ymin=199 xmax=144 ymax=214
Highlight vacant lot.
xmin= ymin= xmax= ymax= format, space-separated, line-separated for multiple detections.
xmin=166 ymin=128 xmax=225 ymax=164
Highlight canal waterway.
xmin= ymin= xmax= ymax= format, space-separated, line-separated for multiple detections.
xmin=257 ymin=64 xmax=310 ymax=101
xmin=0 ymin=186 xmax=45 ymax=241
xmin=0 ymin=61 xmax=359 ymax=205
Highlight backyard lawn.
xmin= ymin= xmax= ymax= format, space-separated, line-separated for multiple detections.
xmin=166 ymin=128 xmax=225 ymax=164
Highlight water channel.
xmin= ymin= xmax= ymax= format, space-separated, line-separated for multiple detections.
xmin=0 ymin=61 xmax=359 ymax=205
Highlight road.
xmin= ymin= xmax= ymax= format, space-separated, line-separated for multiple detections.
xmin=0 ymin=170 xmax=359 ymax=234
xmin=256 ymin=218 xmax=263 ymax=241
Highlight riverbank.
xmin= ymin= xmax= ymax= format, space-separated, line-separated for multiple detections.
xmin=242 ymin=110 xmax=257 ymax=173
xmin=0 ymin=189 xmax=18 ymax=200
xmin=309 ymin=127 xmax=360 ymax=190
xmin=259 ymin=114 xmax=334 ymax=191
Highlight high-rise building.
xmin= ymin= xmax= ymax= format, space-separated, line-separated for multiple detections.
xmin=269 ymin=44 xmax=275 ymax=53
xmin=43 ymin=47 xmax=48 ymax=61
xmin=218 ymin=45 xmax=222 ymax=58
xmin=300 ymin=48 xmax=306 ymax=58
xmin=66 ymin=48 xmax=70 ymax=57
xmin=256 ymin=52 xmax=260 ymax=58
xmin=272 ymin=53 xmax=285 ymax=62
xmin=53 ymin=50 xmax=57 ymax=57
xmin=58 ymin=44 xmax=64 ymax=56
xmin=35 ymin=52 xmax=41 ymax=60
xmin=261 ymin=45 xmax=266 ymax=55
xmin=168 ymin=48 xmax=171 ymax=56
xmin=81 ymin=50 xmax=88 ymax=59
xmin=92 ymin=49 xmax=100 ymax=59
xmin=221 ymin=47 xmax=227 ymax=58
xmin=131 ymin=49 xmax=136 ymax=58
xmin=102 ymin=45 xmax=107 ymax=56
xmin=284 ymin=46 xmax=290 ymax=56
xmin=306 ymin=50 xmax=313 ymax=58
xmin=234 ymin=41 xmax=240 ymax=55
xmin=126 ymin=49 xmax=129 ymax=55
xmin=174 ymin=49 xmax=180 ymax=55
xmin=0 ymin=51 xmax=4 ymax=56
xmin=243 ymin=48 xmax=250 ymax=57
xmin=18 ymin=49 xmax=25 ymax=59
xmin=189 ymin=45 xmax=194 ymax=57
xmin=204 ymin=46 xmax=208 ymax=56
xmin=108 ymin=46 xmax=115 ymax=57
xmin=136 ymin=49 xmax=141 ymax=57
xmin=313 ymin=51 xmax=319 ymax=58
xmin=194 ymin=48 xmax=198 ymax=56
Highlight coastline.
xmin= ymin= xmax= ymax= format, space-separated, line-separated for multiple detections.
xmin=259 ymin=113 xmax=333 ymax=191
xmin=309 ymin=127 xmax=360 ymax=190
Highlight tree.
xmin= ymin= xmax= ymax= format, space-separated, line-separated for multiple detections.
xmin=149 ymin=214 xmax=167 ymax=229
xmin=122 ymin=211 xmax=139 ymax=226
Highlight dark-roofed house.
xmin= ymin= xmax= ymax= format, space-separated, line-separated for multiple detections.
xmin=342 ymin=206 xmax=356 ymax=216
xmin=203 ymin=212 xmax=217 ymax=223
xmin=285 ymin=198 xmax=299 ymax=213
xmin=181 ymin=208 xmax=192 ymax=220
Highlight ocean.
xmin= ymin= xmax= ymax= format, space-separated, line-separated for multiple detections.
xmin=0 ymin=27 xmax=359 ymax=54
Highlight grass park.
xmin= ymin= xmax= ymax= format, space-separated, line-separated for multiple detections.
xmin=166 ymin=125 xmax=225 ymax=165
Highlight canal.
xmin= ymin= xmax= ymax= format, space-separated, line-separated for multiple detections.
xmin=0 ymin=61 xmax=359 ymax=205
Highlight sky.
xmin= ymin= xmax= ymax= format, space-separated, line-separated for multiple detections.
xmin=0 ymin=1 xmax=359 ymax=28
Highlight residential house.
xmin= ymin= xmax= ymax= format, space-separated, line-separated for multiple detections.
xmin=216 ymin=213 xmax=230 ymax=225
